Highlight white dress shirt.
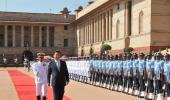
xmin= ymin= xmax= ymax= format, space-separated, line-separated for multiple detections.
xmin=55 ymin=60 xmax=60 ymax=71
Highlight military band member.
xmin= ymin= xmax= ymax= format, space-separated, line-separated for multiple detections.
xmin=32 ymin=53 xmax=48 ymax=100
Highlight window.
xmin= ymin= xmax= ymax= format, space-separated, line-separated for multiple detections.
xmin=64 ymin=25 xmax=68 ymax=30
xmin=117 ymin=3 xmax=120 ymax=10
xmin=7 ymin=26 xmax=13 ymax=47
xmin=24 ymin=41 xmax=29 ymax=47
xmin=116 ymin=20 xmax=120 ymax=38
xmin=139 ymin=11 xmax=144 ymax=34
xmin=0 ymin=34 xmax=4 ymax=47
xmin=64 ymin=39 xmax=68 ymax=47
xmin=42 ymin=41 xmax=46 ymax=47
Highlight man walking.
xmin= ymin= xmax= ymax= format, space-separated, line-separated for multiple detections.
xmin=47 ymin=50 xmax=69 ymax=100
xmin=32 ymin=52 xmax=48 ymax=100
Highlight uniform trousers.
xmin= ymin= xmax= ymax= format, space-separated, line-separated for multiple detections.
xmin=36 ymin=82 xmax=47 ymax=96
xmin=114 ymin=75 xmax=118 ymax=85
xmin=148 ymin=79 xmax=154 ymax=93
xmin=128 ymin=76 xmax=133 ymax=88
xmin=123 ymin=76 xmax=128 ymax=87
xmin=139 ymin=76 xmax=146 ymax=91
xmin=133 ymin=76 xmax=139 ymax=90
xmin=155 ymin=80 xmax=163 ymax=93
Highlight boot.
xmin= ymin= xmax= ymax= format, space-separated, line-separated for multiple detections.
xmin=37 ymin=96 xmax=41 ymax=100
xmin=42 ymin=96 xmax=46 ymax=100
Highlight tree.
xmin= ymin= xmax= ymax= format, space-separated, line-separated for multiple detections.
xmin=100 ymin=44 xmax=112 ymax=53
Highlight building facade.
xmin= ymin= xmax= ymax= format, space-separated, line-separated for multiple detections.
xmin=75 ymin=0 xmax=170 ymax=56
xmin=0 ymin=9 xmax=76 ymax=62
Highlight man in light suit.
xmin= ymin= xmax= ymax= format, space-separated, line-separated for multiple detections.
xmin=47 ymin=50 xmax=69 ymax=100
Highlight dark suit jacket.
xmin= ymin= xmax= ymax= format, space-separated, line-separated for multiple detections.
xmin=47 ymin=60 xmax=69 ymax=87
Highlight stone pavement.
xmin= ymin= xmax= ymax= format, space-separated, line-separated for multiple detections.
xmin=0 ymin=67 xmax=144 ymax=100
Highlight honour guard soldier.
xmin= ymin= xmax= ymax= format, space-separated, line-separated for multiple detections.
xmin=105 ymin=55 xmax=111 ymax=89
xmin=98 ymin=55 xmax=103 ymax=87
xmin=113 ymin=55 xmax=119 ymax=91
xmin=102 ymin=54 xmax=108 ymax=88
xmin=138 ymin=53 xmax=147 ymax=98
xmin=89 ymin=55 xmax=95 ymax=85
xmin=154 ymin=53 xmax=164 ymax=100
xmin=108 ymin=55 xmax=115 ymax=90
xmin=123 ymin=54 xmax=128 ymax=93
xmin=127 ymin=53 xmax=133 ymax=95
xmin=146 ymin=53 xmax=155 ymax=100
xmin=132 ymin=53 xmax=140 ymax=96
xmin=164 ymin=53 xmax=170 ymax=100
xmin=117 ymin=54 xmax=124 ymax=92
xmin=32 ymin=53 xmax=48 ymax=100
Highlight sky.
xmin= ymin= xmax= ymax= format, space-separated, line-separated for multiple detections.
xmin=0 ymin=0 xmax=92 ymax=14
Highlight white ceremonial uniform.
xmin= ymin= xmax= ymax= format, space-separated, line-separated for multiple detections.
xmin=32 ymin=61 xmax=48 ymax=96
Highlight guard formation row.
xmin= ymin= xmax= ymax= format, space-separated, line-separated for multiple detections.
xmin=66 ymin=52 xmax=170 ymax=100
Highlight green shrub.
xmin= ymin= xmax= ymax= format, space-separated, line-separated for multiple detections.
xmin=124 ymin=47 xmax=134 ymax=52
xmin=100 ymin=44 xmax=112 ymax=53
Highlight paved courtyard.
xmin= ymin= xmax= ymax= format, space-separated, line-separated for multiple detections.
xmin=0 ymin=67 xmax=145 ymax=100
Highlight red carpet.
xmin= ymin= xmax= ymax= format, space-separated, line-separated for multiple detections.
xmin=7 ymin=70 xmax=70 ymax=100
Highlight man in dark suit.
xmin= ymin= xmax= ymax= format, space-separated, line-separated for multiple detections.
xmin=47 ymin=50 xmax=69 ymax=100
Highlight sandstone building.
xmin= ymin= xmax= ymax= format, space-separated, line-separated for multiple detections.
xmin=75 ymin=0 xmax=170 ymax=56
xmin=0 ymin=0 xmax=170 ymax=61
xmin=0 ymin=8 xmax=76 ymax=62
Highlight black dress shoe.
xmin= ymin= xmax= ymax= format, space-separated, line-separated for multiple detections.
xmin=37 ymin=96 xmax=41 ymax=100
xmin=42 ymin=96 xmax=46 ymax=100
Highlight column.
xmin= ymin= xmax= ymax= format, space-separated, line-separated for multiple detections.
xmin=102 ymin=14 xmax=105 ymax=41
xmin=46 ymin=26 xmax=49 ymax=47
xmin=111 ymin=9 xmax=115 ymax=40
xmin=21 ymin=25 xmax=24 ymax=47
xmin=87 ymin=21 xmax=89 ymax=44
xmin=96 ymin=17 xmax=98 ymax=42
xmin=106 ymin=11 xmax=109 ymax=41
xmin=91 ymin=20 xmax=93 ymax=43
xmin=99 ymin=14 xmax=102 ymax=41
xmin=89 ymin=21 xmax=91 ymax=44
xmin=93 ymin=19 xmax=96 ymax=43
xmin=39 ymin=26 xmax=42 ymax=47
xmin=31 ymin=26 xmax=34 ymax=47
xmin=12 ymin=25 xmax=16 ymax=47
xmin=98 ymin=16 xmax=101 ymax=42
xmin=109 ymin=10 xmax=112 ymax=40
xmin=82 ymin=23 xmax=85 ymax=45
xmin=4 ymin=25 xmax=8 ymax=47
